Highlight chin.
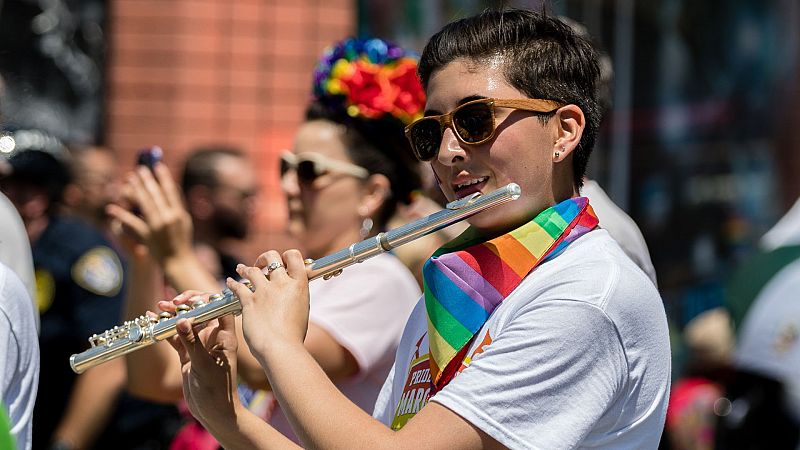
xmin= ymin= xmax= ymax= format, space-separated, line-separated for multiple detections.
xmin=286 ymin=220 xmax=305 ymax=240
xmin=465 ymin=210 xmax=507 ymax=232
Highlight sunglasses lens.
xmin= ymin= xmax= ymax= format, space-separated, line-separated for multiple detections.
xmin=296 ymin=160 xmax=320 ymax=184
xmin=279 ymin=158 xmax=290 ymax=177
xmin=453 ymin=102 xmax=494 ymax=143
xmin=409 ymin=119 xmax=443 ymax=161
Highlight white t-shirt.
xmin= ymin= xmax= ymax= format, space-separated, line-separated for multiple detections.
xmin=373 ymin=230 xmax=671 ymax=449
xmin=0 ymin=192 xmax=37 ymax=332
xmin=0 ymin=262 xmax=40 ymax=450
xmin=581 ymin=180 xmax=658 ymax=287
xmin=268 ymin=252 xmax=420 ymax=440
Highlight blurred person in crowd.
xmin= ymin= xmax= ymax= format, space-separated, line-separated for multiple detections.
xmin=0 ymin=139 xmax=179 ymax=450
xmin=663 ymin=308 xmax=733 ymax=450
xmin=163 ymin=9 xmax=670 ymax=449
xmin=108 ymin=37 xmax=423 ymax=445
xmin=107 ymin=146 xmax=259 ymax=449
xmin=0 ymin=174 xmax=38 ymax=329
xmin=62 ymin=145 xmax=121 ymax=234
xmin=178 ymin=146 xmax=258 ymax=280
xmin=0 ymin=261 xmax=39 ymax=450
xmin=716 ymin=197 xmax=800 ymax=449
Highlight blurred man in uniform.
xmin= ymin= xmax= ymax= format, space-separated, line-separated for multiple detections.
xmin=62 ymin=145 xmax=121 ymax=233
xmin=0 ymin=133 xmax=179 ymax=450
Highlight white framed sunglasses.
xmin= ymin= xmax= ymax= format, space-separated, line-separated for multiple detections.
xmin=280 ymin=151 xmax=369 ymax=184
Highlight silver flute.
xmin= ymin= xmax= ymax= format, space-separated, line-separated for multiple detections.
xmin=70 ymin=183 xmax=522 ymax=374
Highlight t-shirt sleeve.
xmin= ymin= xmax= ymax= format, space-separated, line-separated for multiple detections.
xmin=431 ymin=299 xmax=628 ymax=450
xmin=308 ymin=260 xmax=420 ymax=376
xmin=371 ymin=362 xmax=397 ymax=424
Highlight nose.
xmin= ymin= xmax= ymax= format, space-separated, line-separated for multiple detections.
xmin=280 ymin=169 xmax=300 ymax=198
xmin=436 ymin=127 xmax=468 ymax=167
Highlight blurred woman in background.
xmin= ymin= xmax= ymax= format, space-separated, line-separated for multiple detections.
xmin=110 ymin=37 xmax=425 ymax=444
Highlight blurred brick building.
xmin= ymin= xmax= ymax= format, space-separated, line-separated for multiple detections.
xmin=107 ymin=0 xmax=354 ymax=261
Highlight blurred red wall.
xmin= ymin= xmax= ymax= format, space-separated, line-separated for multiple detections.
xmin=105 ymin=0 xmax=355 ymax=262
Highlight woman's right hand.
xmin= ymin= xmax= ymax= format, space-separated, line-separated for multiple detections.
xmin=162 ymin=290 xmax=243 ymax=432
xmin=107 ymin=163 xmax=195 ymax=265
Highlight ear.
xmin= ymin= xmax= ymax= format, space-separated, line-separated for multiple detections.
xmin=552 ymin=104 xmax=585 ymax=163
xmin=185 ymin=185 xmax=214 ymax=220
xmin=358 ymin=174 xmax=391 ymax=219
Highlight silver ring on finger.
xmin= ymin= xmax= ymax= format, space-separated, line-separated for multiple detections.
xmin=266 ymin=261 xmax=284 ymax=274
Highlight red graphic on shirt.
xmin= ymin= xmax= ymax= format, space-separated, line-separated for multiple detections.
xmin=391 ymin=334 xmax=432 ymax=430
xmin=458 ymin=331 xmax=493 ymax=373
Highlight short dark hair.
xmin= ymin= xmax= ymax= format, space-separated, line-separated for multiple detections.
xmin=181 ymin=146 xmax=245 ymax=193
xmin=418 ymin=8 xmax=602 ymax=187
xmin=65 ymin=144 xmax=114 ymax=179
xmin=4 ymin=149 xmax=71 ymax=207
xmin=305 ymin=101 xmax=422 ymax=228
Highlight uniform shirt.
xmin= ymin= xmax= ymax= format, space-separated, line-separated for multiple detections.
xmin=31 ymin=216 xmax=179 ymax=449
xmin=32 ymin=216 xmax=125 ymax=445
xmin=374 ymin=230 xmax=671 ymax=449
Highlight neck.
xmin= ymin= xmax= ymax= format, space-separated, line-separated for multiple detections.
xmin=469 ymin=188 xmax=581 ymax=239
xmin=307 ymin=228 xmax=363 ymax=260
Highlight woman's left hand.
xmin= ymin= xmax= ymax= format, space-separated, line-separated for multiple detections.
xmin=227 ymin=249 xmax=311 ymax=361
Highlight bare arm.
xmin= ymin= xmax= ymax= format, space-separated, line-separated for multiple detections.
xmin=119 ymin=249 xmax=184 ymax=402
xmin=168 ymin=251 xmax=501 ymax=450
xmin=51 ymin=359 xmax=126 ymax=449
xmin=109 ymin=164 xmax=221 ymax=401
xmin=237 ymin=321 xmax=358 ymax=391
xmin=113 ymin=164 xmax=358 ymax=397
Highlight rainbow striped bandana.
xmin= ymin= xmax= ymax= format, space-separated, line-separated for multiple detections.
xmin=423 ymin=197 xmax=599 ymax=392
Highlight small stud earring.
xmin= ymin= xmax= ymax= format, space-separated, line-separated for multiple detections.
xmin=554 ymin=151 xmax=561 ymax=159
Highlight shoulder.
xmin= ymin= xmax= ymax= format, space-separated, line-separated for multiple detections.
xmin=504 ymin=230 xmax=670 ymax=366
xmin=40 ymin=216 xmax=113 ymax=255
xmin=515 ymin=230 xmax=659 ymax=311
xmin=0 ymin=262 xmax=37 ymax=334
xmin=43 ymin=217 xmax=124 ymax=297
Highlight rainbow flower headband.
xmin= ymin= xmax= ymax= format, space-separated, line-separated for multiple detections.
xmin=312 ymin=38 xmax=426 ymax=126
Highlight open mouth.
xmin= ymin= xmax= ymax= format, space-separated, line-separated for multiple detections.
xmin=453 ymin=176 xmax=489 ymax=199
